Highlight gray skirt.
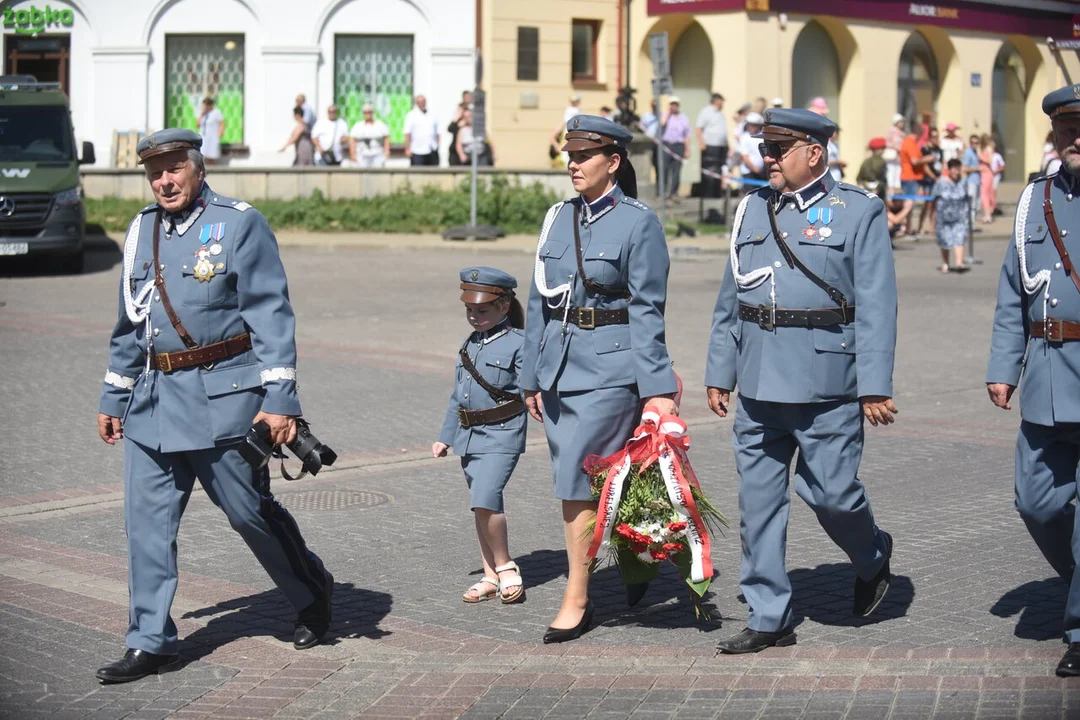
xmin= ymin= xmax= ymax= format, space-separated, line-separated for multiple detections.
xmin=460 ymin=453 xmax=519 ymax=513
xmin=540 ymin=385 xmax=640 ymax=501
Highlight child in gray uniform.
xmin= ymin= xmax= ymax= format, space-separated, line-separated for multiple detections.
xmin=433 ymin=267 xmax=528 ymax=603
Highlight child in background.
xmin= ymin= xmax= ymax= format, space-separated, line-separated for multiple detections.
xmin=433 ymin=267 xmax=528 ymax=604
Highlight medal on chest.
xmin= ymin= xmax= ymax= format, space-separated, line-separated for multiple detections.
xmin=194 ymin=222 xmax=226 ymax=282
xmin=805 ymin=207 xmax=834 ymax=241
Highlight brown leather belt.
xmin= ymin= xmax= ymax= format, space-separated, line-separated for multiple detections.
xmin=564 ymin=306 xmax=629 ymax=329
xmin=1031 ymin=318 xmax=1080 ymax=342
xmin=458 ymin=399 xmax=526 ymax=428
xmin=149 ymin=333 xmax=253 ymax=373
xmin=739 ymin=302 xmax=855 ymax=330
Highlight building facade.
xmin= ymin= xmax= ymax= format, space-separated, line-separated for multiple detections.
xmin=4 ymin=0 xmax=475 ymax=166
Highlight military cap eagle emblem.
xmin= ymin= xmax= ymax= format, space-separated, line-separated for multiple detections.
xmin=146 ymin=137 xmax=157 ymax=149
xmin=572 ymin=117 xmax=580 ymax=130
xmin=470 ymin=270 xmax=479 ymax=281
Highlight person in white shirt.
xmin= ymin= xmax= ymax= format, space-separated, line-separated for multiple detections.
xmin=696 ymin=92 xmax=729 ymax=198
xmin=454 ymin=108 xmax=496 ymax=166
xmin=940 ymin=122 xmax=965 ymax=165
xmin=197 ymin=97 xmax=225 ymax=165
xmin=349 ymin=105 xmax=390 ymax=168
xmin=403 ymin=95 xmax=440 ymax=166
xmin=548 ymin=94 xmax=582 ymax=166
xmin=312 ymin=105 xmax=349 ymax=165
xmin=738 ymin=112 xmax=766 ymax=183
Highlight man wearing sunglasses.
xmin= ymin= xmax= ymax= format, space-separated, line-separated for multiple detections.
xmin=705 ymin=108 xmax=899 ymax=654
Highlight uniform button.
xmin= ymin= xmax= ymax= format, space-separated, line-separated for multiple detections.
xmin=788 ymin=204 xmax=796 ymax=211
xmin=495 ymin=360 xmax=501 ymax=365
xmin=464 ymin=393 xmax=469 ymax=399
xmin=773 ymin=261 xmax=782 ymax=268
xmin=840 ymin=342 xmax=847 ymax=349
xmin=781 ymin=232 xmax=789 ymax=239
xmin=182 ymin=264 xmax=188 ymax=270
xmin=500 ymin=423 xmax=505 ymax=428
xmin=152 ymin=328 xmax=160 ymax=337
xmin=598 ymin=252 xmax=604 ymax=257
xmin=1056 ymin=262 xmax=1063 ymax=270
xmin=1069 ymin=194 xmax=1074 ymax=201
xmin=1052 ymin=298 xmax=1060 ymax=307
xmin=1064 ymin=230 xmax=1070 ymax=238
xmin=154 ymin=295 xmax=160 ymax=302
xmin=232 ymin=382 xmax=238 ymax=389
xmin=614 ymin=342 xmax=621 ymax=348
xmin=159 ymin=264 xmax=166 ymax=270
xmin=755 ymin=235 xmax=762 ymax=240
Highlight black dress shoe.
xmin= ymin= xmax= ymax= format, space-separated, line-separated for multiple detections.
xmin=626 ymin=582 xmax=649 ymax=608
xmin=853 ymin=531 xmax=893 ymax=617
xmin=543 ymin=601 xmax=594 ymax=644
xmin=95 ymin=649 xmax=179 ymax=684
xmin=1058 ymin=643 xmax=1080 ymax=677
xmin=294 ymin=571 xmax=334 ymax=650
xmin=716 ymin=627 xmax=796 ymax=654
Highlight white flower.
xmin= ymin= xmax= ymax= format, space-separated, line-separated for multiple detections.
xmin=647 ymin=523 xmax=662 ymax=536
xmin=637 ymin=551 xmax=658 ymax=563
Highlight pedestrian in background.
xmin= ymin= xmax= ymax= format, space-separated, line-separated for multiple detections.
xmin=661 ymin=97 xmax=691 ymax=202
xmin=899 ymin=122 xmax=929 ymax=236
xmin=916 ymin=126 xmax=943 ymax=235
xmin=932 ymin=159 xmax=968 ymax=273
xmin=348 ymin=104 xmax=390 ymax=168
xmin=404 ymin=95 xmax=440 ymax=166
xmin=455 ymin=109 xmax=495 ymax=167
xmin=312 ymin=105 xmax=348 ymax=166
xmin=940 ymin=122 xmax=965 ymax=164
xmin=885 ymin=114 xmax=905 ymax=190
xmin=737 ymin=111 xmax=766 ymax=185
xmin=197 ymin=97 xmax=225 ymax=166
xmin=296 ymin=93 xmax=315 ymax=129
xmin=447 ymin=90 xmax=473 ymax=167
xmin=807 ymin=96 xmax=829 ymax=116
xmin=696 ymin=92 xmax=729 ymax=198
xmin=962 ymin=133 xmax=982 ymax=225
xmin=856 ymin=137 xmax=888 ymax=201
xmin=279 ymin=106 xmax=315 ymax=166
xmin=434 ymin=267 xmax=528 ymax=606
xmin=827 ymin=127 xmax=845 ymax=182
xmin=978 ymin=134 xmax=997 ymax=223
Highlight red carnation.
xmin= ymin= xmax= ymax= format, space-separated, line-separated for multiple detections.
xmin=650 ymin=550 xmax=669 ymax=561
xmin=615 ymin=523 xmax=634 ymax=538
xmin=668 ymin=521 xmax=687 ymax=532
xmin=662 ymin=542 xmax=684 ymax=552
xmin=631 ymin=542 xmax=648 ymax=554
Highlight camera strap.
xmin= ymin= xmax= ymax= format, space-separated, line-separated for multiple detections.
xmin=153 ymin=211 xmax=200 ymax=350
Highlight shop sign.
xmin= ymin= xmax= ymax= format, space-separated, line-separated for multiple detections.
xmin=3 ymin=5 xmax=74 ymax=35
xmin=908 ymin=3 xmax=959 ymax=21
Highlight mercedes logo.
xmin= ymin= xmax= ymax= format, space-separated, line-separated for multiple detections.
xmin=0 ymin=197 xmax=13 ymax=217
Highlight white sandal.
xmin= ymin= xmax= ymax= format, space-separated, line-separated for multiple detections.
xmin=462 ymin=576 xmax=499 ymax=603
xmin=495 ymin=562 xmax=525 ymax=604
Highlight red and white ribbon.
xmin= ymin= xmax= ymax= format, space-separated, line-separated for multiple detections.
xmin=587 ymin=405 xmax=714 ymax=583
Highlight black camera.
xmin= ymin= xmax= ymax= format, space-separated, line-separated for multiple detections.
xmin=238 ymin=418 xmax=337 ymax=479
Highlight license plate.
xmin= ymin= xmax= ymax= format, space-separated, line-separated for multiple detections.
xmin=0 ymin=242 xmax=28 ymax=255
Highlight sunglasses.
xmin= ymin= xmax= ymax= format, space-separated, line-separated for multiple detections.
xmin=759 ymin=141 xmax=808 ymax=160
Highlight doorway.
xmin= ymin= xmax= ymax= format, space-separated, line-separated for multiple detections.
xmin=4 ymin=35 xmax=70 ymax=94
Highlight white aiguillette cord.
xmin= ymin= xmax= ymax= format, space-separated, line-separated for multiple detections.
xmin=121 ymin=213 xmax=157 ymax=387
xmin=1014 ymin=181 xmax=1051 ymax=338
xmin=728 ymin=193 xmax=777 ymax=311
xmin=532 ymin=201 xmax=575 ymax=335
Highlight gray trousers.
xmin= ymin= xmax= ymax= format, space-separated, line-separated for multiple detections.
xmin=732 ymin=396 xmax=889 ymax=632
xmin=663 ymin=142 xmax=685 ymax=198
xmin=1014 ymin=421 xmax=1080 ymax=642
xmin=124 ymin=439 xmax=328 ymax=654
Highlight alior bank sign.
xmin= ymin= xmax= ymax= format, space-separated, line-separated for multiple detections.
xmin=2 ymin=4 xmax=75 ymax=35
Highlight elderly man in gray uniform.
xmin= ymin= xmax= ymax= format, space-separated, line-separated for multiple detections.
xmin=988 ymin=85 xmax=1080 ymax=677
xmin=94 ymin=129 xmax=333 ymax=683
xmin=706 ymin=109 xmax=898 ymax=654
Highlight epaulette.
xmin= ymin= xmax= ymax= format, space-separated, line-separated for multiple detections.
xmin=209 ymin=194 xmax=252 ymax=212
xmin=138 ymin=202 xmax=158 ymax=214
xmin=621 ymin=196 xmax=649 ymax=211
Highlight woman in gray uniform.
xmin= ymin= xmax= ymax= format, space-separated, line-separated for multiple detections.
xmin=519 ymin=115 xmax=679 ymax=643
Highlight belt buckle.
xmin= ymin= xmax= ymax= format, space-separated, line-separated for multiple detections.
xmin=458 ymin=408 xmax=471 ymax=428
xmin=578 ymin=307 xmax=596 ymax=330
xmin=157 ymin=353 xmax=172 ymax=373
xmin=757 ymin=304 xmax=774 ymax=331
xmin=1047 ymin=318 xmax=1064 ymax=343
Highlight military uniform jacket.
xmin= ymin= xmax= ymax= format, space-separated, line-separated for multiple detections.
xmin=705 ymin=171 xmax=897 ymax=402
xmin=99 ymin=183 xmax=302 ymax=452
xmin=988 ymin=171 xmax=1080 ymax=426
xmin=519 ymin=185 xmax=678 ymax=398
xmin=438 ymin=323 xmax=527 ymax=455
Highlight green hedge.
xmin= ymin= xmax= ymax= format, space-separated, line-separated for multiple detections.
xmin=86 ymin=177 xmax=561 ymax=234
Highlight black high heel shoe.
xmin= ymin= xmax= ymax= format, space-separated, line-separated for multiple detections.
xmin=542 ymin=600 xmax=594 ymax=644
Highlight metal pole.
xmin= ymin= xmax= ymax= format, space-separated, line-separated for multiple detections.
xmin=658 ymin=138 xmax=666 ymax=229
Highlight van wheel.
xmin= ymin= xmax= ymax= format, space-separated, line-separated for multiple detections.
xmin=57 ymin=250 xmax=84 ymax=275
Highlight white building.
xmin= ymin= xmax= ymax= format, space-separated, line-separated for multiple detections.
xmin=3 ymin=0 xmax=476 ymax=166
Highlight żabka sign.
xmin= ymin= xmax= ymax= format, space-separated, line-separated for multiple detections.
xmin=3 ymin=5 xmax=74 ymax=35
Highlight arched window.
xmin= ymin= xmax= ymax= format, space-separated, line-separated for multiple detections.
xmin=792 ymin=21 xmax=840 ymax=121
xmin=992 ymin=42 xmax=1027 ymax=182
xmin=897 ymin=32 xmax=938 ymax=127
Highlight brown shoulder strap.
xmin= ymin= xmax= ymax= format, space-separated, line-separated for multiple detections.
xmin=152 ymin=211 xmax=199 ymax=349
xmin=1043 ymin=179 xmax=1080 ymax=297
xmin=572 ymin=204 xmax=631 ymax=299
xmin=458 ymin=341 xmax=519 ymax=404
xmin=767 ymin=197 xmax=848 ymax=309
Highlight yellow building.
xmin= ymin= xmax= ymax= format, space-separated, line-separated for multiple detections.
xmin=484 ymin=0 xmax=1080 ymax=183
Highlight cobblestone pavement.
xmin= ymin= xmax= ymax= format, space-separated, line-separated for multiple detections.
xmin=3 ymin=231 xmax=1079 ymax=719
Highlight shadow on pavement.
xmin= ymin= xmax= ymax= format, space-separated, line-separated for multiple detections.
xmin=788 ymin=563 xmax=915 ymax=627
xmin=991 ymin=577 xmax=1068 ymax=641
xmin=177 ymin=580 xmax=392 ymax=661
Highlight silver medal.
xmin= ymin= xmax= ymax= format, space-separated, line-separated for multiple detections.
xmin=819 ymin=227 xmax=833 ymax=239
xmin=209 ymin=243 xmax=222 ymax=256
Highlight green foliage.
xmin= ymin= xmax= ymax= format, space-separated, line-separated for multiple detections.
xmin=85 ymin=176 xmax=560 ymax=234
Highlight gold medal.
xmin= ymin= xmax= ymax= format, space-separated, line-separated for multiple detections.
xmin=193 ymin=258 xmax=215 ymax=282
